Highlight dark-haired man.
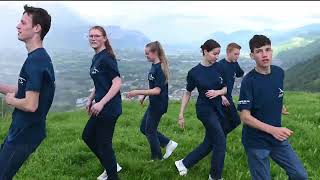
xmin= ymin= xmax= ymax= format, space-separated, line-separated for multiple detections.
xmin=238 ymin=35 xmax=308 ymax=180
xmin=0 ymin=5 xmax=55 ymax=179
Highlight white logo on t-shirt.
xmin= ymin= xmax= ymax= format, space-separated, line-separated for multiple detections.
xmin=219 ymin=77 xmax=223 ymax=84
xmin=149 ymin=74 xmax=155 ymax=81
xmin=18 ymin=77 xmax=26 ymax=85
xmin=278 ymin=88 xmax=284 ymax=98
xmin=238 ymin=100 xmax=250 ymax=105
xmin=91 ymin=67 xmax=99 ymax=74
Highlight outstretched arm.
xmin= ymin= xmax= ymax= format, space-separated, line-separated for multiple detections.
xmin=126 ymin=87 xmax=161 ymax=98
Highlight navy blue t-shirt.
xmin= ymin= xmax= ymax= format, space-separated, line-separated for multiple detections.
xmin=10 ymin=48 xmax=55 ymax=144
xmin=218 ymin=58 xmax=244 ymax=99
xmin=186 ymin=63 xmax=226 ymax=115
xmin=238 ymin=65 xmax=284 ymax=148
xmin=148 ymin=63 xmax=168 ymax=114
xmin=90 ymin=49 xmax=122 ymax=117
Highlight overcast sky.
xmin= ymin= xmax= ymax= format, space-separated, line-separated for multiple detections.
xmin=1 ymin=1 xmax=320 ymax=44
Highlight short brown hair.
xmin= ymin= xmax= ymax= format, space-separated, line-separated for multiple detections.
xmin=226 ymin=43 xmax=241 ymax=53
xmin=23 ymin=5 xmax=51 ymax=40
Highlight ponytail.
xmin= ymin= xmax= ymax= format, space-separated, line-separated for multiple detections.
xmin=147 ymin=41 xmax=169 ymax=83
xmin=104 ymin=38 xmax=116 ymax=59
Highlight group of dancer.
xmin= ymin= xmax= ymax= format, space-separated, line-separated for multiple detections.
xmin=0 ymin=5 xmax=308 ymax=180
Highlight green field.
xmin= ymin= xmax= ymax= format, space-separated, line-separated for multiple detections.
xmin=0 ymin=92 xmax=319 ymax=180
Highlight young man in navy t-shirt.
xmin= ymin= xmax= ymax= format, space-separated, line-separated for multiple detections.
xmin=0 ymin=5 xmax=54 ymax=179
xmin=218 ymin=43 xmax=244 ymax=134
xmin=238 ymin=35 xmax=307 ymax=180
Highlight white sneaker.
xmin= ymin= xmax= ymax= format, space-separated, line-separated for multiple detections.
xmin=175 ymin=159 xmax=188 ymax=176
xmin=116 ymin=163 xmax=122 ymax=172
xmin=209 ymin=175 xmax=224 ymax=180
xmin=97 ymin=163 xmax=122 ymax=180
xmin=163 ymin=140 xmax=178 ymax=159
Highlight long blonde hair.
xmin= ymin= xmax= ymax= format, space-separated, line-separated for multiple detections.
xmin=146 ymin=41 xmax=169 ymax=83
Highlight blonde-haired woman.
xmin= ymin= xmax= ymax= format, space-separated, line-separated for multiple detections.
xmin=126 ymin=41 xmax=178 ymax=161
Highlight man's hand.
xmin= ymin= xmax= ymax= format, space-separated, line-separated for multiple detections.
xmin=282 ymin=106 xmax=290 ymax=115
xmin=221 ymin=95 xmax=230 ymax=106
xmin=5 ymin=93 xmax=15 ymax=105
xmin=270 ymin=127 xmax=293 ymax=141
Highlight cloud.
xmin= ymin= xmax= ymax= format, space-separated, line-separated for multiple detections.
xmin=1 ymin=1 xmax=320 ymax=44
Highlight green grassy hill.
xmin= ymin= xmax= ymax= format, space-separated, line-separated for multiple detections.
xmin=0 ymin=92 xmax=319 ymax=180
xmin=276 ymin=39 xmax=320 ymax=69
xmin=285 ymin=55 xmax=320 ymax=92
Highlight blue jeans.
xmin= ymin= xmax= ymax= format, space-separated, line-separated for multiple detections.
xmin=182 ymin=107 xmax=226 ymax=179
xmin=0 ymin=129 xmax=41 ymax=180
xmin=82 ymin=110 xmax=120 ymax=180
xmin=140 ymin=106 xmax=170 ymax=160
xmin=245 ymin=140 xmax=308 ymax=180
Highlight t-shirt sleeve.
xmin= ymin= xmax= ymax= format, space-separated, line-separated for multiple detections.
xmin=103 ymin=56 xmax=120 ymax=80
xmin=25 ymin=61 xmax=43 ymax=92
xmin=237 ymin=77 xmax=253 ymax=111
xmin=186 ymin=71 xmax=196 ymax=92
xmin=235 ymin=62 xmax=244 ymax=77
xmin=153 ymin=66 xmax=166 ymax=90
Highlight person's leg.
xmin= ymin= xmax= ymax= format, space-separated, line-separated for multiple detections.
xmin=245 ymin=148 xmax=271 ymax=180
xmin=140 ymin=107 xmax=170 ymax=148
xmin=205 ymin=112 xmax=226 ymax=179
xmin=270 ymin=141 xmax=308 ymax=180
xmin=139 ymin=107 xmax=148 ymax=136
xmin=182 ymin=130 xmax=212 ymax=168
xmin=95 ymin=113 xmax=119 ymax=180
xmin=228 ymin=101 xmax=241 ymax=131
xmin=0 ymin=142 xmax=39 ymax=180
xmin=145 ymin=110 xmax=164 ymax=160
xmin=82 ymin=116 xmax=101 ymax=159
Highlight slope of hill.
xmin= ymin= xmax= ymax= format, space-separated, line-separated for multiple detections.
xmin=275 ymin=39 xmax=320 ymax=68
xmin=207 ymin=23 xmax=320 ymax=55
xmin=285 ymin=55 xmax=320 ymax=92
xmin=0 ymin=92 xmax=319 ymax=179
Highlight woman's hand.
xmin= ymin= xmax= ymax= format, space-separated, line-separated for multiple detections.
xmin=139 ymin=95 xmax=146 ymax=106
xmin=205 ymin=90 xmax=221 ymax=99
xmin=90 ymin=102 xmax=104 ymax=116
xmin=178 ymin=114 xmax=185 ymax=129
xmin=126 ymin=90 xmax=138 ymax=99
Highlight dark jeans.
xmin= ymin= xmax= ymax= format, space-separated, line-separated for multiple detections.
xmin=245 ymin=140 xmax=308 ymax=180
xmin=82 ymin=110 xmax=120 ymax=180
xmin=0 ymin=133 xmax=41 ymax=180
xmin=140 ymin=106 xmax=170 ymax=160
xmin=183 ymin=107 xmax=226 ymax=179
xmin=221 ymin=99 xmax=241 ymax=135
